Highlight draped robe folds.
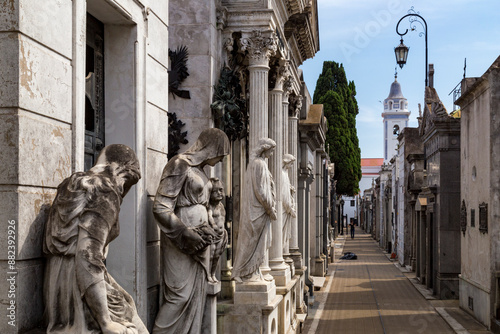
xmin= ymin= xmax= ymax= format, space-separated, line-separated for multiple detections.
xmin=281 ymin=169 xmax=295 ymax=253
xmin=43 ymin=172 xmax=146 ymax=334
xmin=232 ymin=157 xmax=276 ymax=279
xmin=153 ymin=161 xmax=212 ymax=334
xmin=153 ymin=128 xmax=230 ymax=334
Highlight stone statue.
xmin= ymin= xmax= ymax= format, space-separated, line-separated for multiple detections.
xmin=282 ymin=154 xmax=296 ymax=254
xmin=43 ymin=144 xmax=147 ymax=334
xmin=153 ymin=128 xmax=230 ymax=334
xmin=207 ymin=177 xmax=228 ymax=283
xmin=231 ymin=138 xmax=277 ymax=283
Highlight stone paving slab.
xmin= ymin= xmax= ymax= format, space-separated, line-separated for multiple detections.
xmin=304 ymin=229 xmax=456 ymax=334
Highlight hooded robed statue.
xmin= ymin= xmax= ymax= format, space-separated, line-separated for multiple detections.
xmin=43 ymin=144 xmax=147 ymax=334
xmin=153 ymin=128 xmax=230 ymax=334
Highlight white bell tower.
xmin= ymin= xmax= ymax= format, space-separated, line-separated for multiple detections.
xmin=382 ymin=74 xmax=410 ymax=162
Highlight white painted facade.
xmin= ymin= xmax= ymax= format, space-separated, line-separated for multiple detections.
xmin=382 ymin=77 xmax=410 ymax=162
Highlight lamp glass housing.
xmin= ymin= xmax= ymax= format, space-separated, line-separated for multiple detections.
xmin=395 ymin=39 xmax=409 ymax=69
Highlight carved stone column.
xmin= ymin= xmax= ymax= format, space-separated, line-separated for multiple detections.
xmin=240 ymin=30 xmax=277 ymax=276
xmin=282 ymin=77 xmax=292 ymax=259
xmin=268 ymin=59 xmax=291 ymax=286
xmin=282 ymin=77 xmax=293 ymax=155
xmin=289 ymin=96 xmax=302 ymax=268
xmin=240 ymin=30 xmax=277 ymax=151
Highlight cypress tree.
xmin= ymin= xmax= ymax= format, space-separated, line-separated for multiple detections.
xmin=313 ymin=61 xmax=361 ymax=196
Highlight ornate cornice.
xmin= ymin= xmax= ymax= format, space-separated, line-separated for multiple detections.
xmin=240 ymin=30 xmax=278 ymax=66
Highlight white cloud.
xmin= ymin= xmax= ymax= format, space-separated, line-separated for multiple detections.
xmin=357 ymin=104 xmax=383 ymax=123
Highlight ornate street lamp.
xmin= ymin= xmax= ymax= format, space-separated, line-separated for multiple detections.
xmin=394 ymin=38 xmax=409 ymax=69
xmin=395 ymin=7 xmax=428 ymax=87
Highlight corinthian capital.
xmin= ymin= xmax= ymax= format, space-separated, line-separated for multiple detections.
xmin=279 ymin=60 xmax=294 ymax=96
xmin=289 ymin=95 xmax=303 ymax=117
xmin=240 ymin=30 xmax=278 ymax=66
xmin=283 ymin=76 xmax=294 ymax=98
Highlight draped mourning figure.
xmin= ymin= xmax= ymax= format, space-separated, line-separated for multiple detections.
xmin=153 ymin=128 xmax=230 ymax=334
xmin=281 ymin=154 xmax=296 ymax=254
xmin=207 ymin=177 xmax=228 ymax=283
xmin=231 ymin=138 xmax=277 ymax=283
xmin=43 ymin=144 xmax=147 ymax=334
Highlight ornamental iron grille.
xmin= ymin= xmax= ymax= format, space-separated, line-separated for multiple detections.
xmin=211 ymin=67 xmax=248 ymax=141
xmin=167 ymin=112 xmax=188 ymax=160
xmin=479 ymin=202 xmax=488 ymax=233
xmin=168 ymin=46 xmax=191 ymax=99
xmin=84 ymin=14 xmax=105 ymax=171
xmin=460 ymin=200 xmax=467 ymax=235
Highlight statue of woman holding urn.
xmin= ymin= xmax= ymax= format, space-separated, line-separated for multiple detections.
xmin=153 ymin=128 xmax=230 ymax=334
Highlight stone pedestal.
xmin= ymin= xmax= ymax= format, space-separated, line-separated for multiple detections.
xmin=277 ymin=276 xmax=299 ymax=334
xmin=294 ymin=267 xmax=308 ymax=315
xmin=312 ymin=256 xmax=325 ymax=277
xmin=234 ymin=280 xmax=276 ymax=305
xmin=219 ymin=280 xmax=282 ymax=334
xmin=285 ymin=257 xmax=295 ymax=277
xmin=290 ymin=250 xmax=303 ymax=270
xmin=270 ymin=266 xmax=291 ymax=287
xmin=202 ymin=282 xmax=221 ymax=334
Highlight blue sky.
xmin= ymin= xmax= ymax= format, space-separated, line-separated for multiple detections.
xmin=300 ymin=0 xmax=500 ymax=159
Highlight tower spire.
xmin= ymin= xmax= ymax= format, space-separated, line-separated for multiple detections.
xmin=382 ymin=73 xmax=410 ymax=162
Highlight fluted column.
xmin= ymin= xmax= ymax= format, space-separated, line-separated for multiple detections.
xmin=240 ymin=30 xmax=277 ymax=151
xmin=268 ymin=60 xmax=291 ymax=286
xmin=282 ymin=74 xmax=297 ymax=256
xmin=240 ymin=30 xmax=277 ymax=275
xmin=268 ymin=65 xmax=285 ymax=265
xmin=282 ymin=78 xmax=292 ymax=155
xmin=289 ymin=96 xmax=302 ymax=263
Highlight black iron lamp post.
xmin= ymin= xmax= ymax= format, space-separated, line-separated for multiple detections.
xmin=340 ymin=198 xmax=345 ymax=235
xmin=395 ymin=7 xmax=428 ymax=87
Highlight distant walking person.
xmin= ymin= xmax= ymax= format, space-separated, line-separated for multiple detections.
xmin=350 ymin=221 xmax=355 ymax=239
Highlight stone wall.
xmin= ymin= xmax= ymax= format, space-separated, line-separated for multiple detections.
xmin=0 ymin=1 xmax=73 ymax=331
xmin=456 ymin=56 xmax=500 ymax=329
xmin=0 ymin=1 xmax=170 ymax=332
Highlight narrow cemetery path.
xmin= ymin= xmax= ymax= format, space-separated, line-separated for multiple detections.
xmin=308 ymin=229 xmax=454 ymax=334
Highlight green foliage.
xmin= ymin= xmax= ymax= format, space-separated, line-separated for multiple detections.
xmin=313 ymin=61 xmax=361 ymax=196
xmin=211 ymin=67 xmax=247 ymax=141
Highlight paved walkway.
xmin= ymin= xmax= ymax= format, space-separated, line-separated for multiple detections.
xmin=304 ymin=229 xmax=472 ymax=334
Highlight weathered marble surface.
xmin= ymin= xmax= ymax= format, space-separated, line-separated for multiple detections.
xmin=208 ymin=177 xmax=228 ymax=283
xmin=231 ymin=138 xmax=277 ymax=283
xmin=43 ymin=144 xmax=147 ymax=334
xmin=153 ymin=128 xmax=230 ymax=334
xmin=281 ymin=154 xmax=296 ymax=255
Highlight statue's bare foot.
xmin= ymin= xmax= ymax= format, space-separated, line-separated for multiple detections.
xmin=211 ymin=275 xmax=219 ymax=283
xmin=233 ymin=276 xmax=243 ymax=283
xmin=208 ymin=276 xmax=216 ymax=283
